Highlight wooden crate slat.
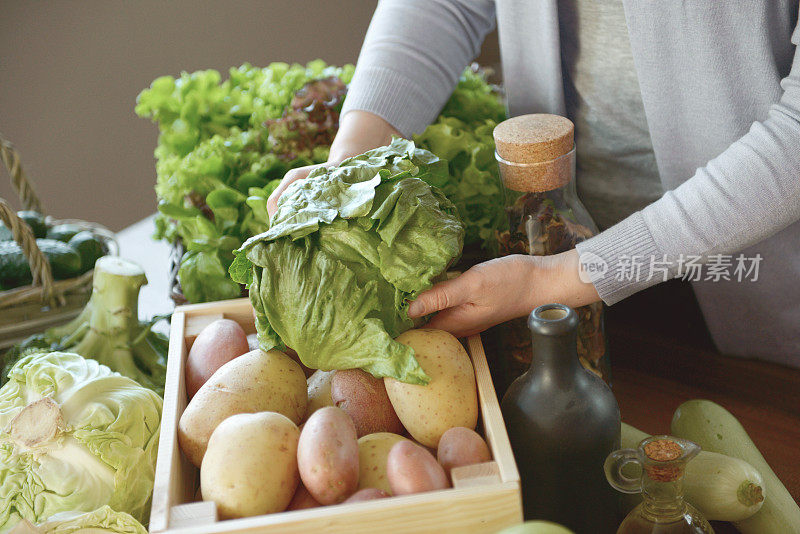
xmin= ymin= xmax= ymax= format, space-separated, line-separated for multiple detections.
xmin=164 ymin=484 xmax=521 ymax=534
xmin=467 ymin=335 xmax=519 ymax=485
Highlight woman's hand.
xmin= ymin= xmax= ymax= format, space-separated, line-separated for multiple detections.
xmin=408 ymin=250 xmax=601 ymax=338
xmin=267 ymin=110 xmax=401 ymax=217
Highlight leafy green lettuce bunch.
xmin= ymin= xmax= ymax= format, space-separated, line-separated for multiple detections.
xmin=415 ymin=66 xmax=507 ymax=251
xmin=138 ymin=62 xmax=504 ymax=303
xmin=230 ymin=139 xmax=464 ymax=384
xmin=0 ymin=352 xmax=162 ymax=531
xmin=137 ymin=61 xmax=354 ymax=302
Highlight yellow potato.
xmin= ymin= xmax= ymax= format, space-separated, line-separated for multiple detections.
xmin=179 ymin=349 xmax=307 ymax=467
xmin=357 ymin=432 xmax=408 ymax=494
xmin=305 ymin=370 xmax=335 ymax=419
xmin=384 ymin=329 xmax=478 ymax=447
xmin=201 ymin=412 xmax=300 ymax=519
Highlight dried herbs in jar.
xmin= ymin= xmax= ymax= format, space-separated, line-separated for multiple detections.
xmin=493 ymin=114 xmax=609 ymax=380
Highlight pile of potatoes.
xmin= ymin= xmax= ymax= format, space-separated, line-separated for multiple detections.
xmin=178 ymin=321 xmax=492 ymax=520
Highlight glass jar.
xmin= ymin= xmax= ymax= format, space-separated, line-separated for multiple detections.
xmin=493 ymin=114 xmax=608 ymax=381
xmin=605 ymin=435 xmax=715 ymax=534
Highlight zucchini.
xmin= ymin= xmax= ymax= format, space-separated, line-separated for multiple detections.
xmin=621 ymin=422 xmax=765 ymax=522
xmin=671 ymin=400 xmax=800 ymax=533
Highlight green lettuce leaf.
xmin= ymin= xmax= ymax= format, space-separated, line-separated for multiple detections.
xmin=232 ymin=138 xmax=464 ymax=384
xmin=178 ymin=250 xmax=241 ymax=303
xmin=0 ymin=353 xmax=162 ymax=531
xmin=414 ymin=116 xmax=506 ymax=251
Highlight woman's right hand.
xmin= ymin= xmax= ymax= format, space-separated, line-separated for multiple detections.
xmin=266 ymin=110 xmax=402 ymax=218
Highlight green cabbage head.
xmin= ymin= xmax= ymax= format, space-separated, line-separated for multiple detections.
xmin=27 ymin=506 xmax=146 ymax=534
xmin=230 ymin=138 xmax=465 ymax=384
xmin=0 ymin=352 xmax=162 ymax=532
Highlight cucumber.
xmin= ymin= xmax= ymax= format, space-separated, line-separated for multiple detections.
xmin=671 ymin=400 xmax=800 ymax=533
xmin=46 ymin=223 xmax=84 ymax=243
xmin=622 ymin=422 xmax=765 ymax=522
xmin=0 ymin=239 xmax=82 ymax=287
xmin=16 ymin=211 xmax=47 ymax=238
xmin=67 ymin=231 xmax=107 ymax=273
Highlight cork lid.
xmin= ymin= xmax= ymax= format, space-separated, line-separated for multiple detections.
xmin=493 ymin=114 xmax=574 ymax=164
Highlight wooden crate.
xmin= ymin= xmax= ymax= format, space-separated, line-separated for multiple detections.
xmin=151 ymin=298 xmax=522 ymax=534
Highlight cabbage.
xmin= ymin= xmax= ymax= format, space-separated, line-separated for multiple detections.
xmin=21 ymin=507 xmax=146 ymax=534
xmin=230 ymin=138 xmax=464 ymax=384
xmin=0 ymin=352 xmax=162 ymax=532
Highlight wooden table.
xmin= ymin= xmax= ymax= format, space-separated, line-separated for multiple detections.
xmin=606 ymin=279 xmax=800 ymax=532
xmin=119 ymin=216 xmax=800 ymax=532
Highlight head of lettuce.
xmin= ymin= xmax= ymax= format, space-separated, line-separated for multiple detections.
xmin=230 ymin=138 xmax=465 ymax=384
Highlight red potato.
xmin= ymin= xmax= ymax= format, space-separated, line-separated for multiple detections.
xmin=186 ymin=319 xmax=249 ymax=398
xmin=297 ymin=407 xmax=359 ymax=504
xmin=387 ymin=441 xmax=449 ymax=496
xmin=437 ymin=427 xmax=492 ymax=476
xmin=343 ymin=488 xmax=390 ymax=503
xmin=287 ymin=482 xmax=321 ymax=511
xmin=331 ymin=369 xmax=404 ymax=437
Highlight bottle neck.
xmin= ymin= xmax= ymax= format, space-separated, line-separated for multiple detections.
xmin=641 ymin=474 xmax=688 ymax=521
xmin=528 ymin=330 xmax=582 ymax=379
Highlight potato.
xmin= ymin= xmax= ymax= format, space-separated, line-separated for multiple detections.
xmin=357 ymin=432 xmax=408 ymax=493
xmin=385 ymin=329 xmax=478 ymax=447
xmin=437 ymin=427 xmax=492 ymax=476
xmin=306 ymin=370 xmax=335 ymax=419
xmin=297 ymin=407 xmax=359 ymax=504
xmin=201 ymin=412 xmax=299 ymax=519
xmin=331 ymin=369 xmax=404 ymax=437
xmin=387 ymin=441 xmax=449 ymax=496
xmin=186 ymin=319 xmax=249 ymax=399
xmin=178 ymin=349 xmax=307 ymax=467
xmin=287 ymin=482 xmax=321 ymax=511
xmin=344 ymin=488 xmax=390 ymax=503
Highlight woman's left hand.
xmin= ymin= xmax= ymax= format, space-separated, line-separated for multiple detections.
xmin=407 ymin=249 xmax=601 ymax=337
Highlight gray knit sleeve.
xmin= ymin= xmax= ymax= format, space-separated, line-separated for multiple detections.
xmin=340 ymin=0 xmax=496 ymax=137
xmin=577 ymin=22 xmax=800 ymax=305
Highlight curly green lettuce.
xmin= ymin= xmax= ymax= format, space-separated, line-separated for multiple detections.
xmin=231 ymin=139 xmax=464 ymax=384
xmin=138 ymin=62 xmax=503 ymax=302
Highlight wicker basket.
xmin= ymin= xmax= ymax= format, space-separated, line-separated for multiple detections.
xmin=0 ymin=135 xmax=117 ymax=349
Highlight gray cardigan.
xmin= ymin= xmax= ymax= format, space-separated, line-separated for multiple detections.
xmin=341 ymin=0 xmax=800 ymax=365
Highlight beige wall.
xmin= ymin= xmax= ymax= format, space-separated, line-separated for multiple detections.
xmin=0 ymin=1 xmax=499 ymax=231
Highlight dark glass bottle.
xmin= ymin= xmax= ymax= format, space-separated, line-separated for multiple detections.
xmin=501 ymin=303 xmax=620 ymax=534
